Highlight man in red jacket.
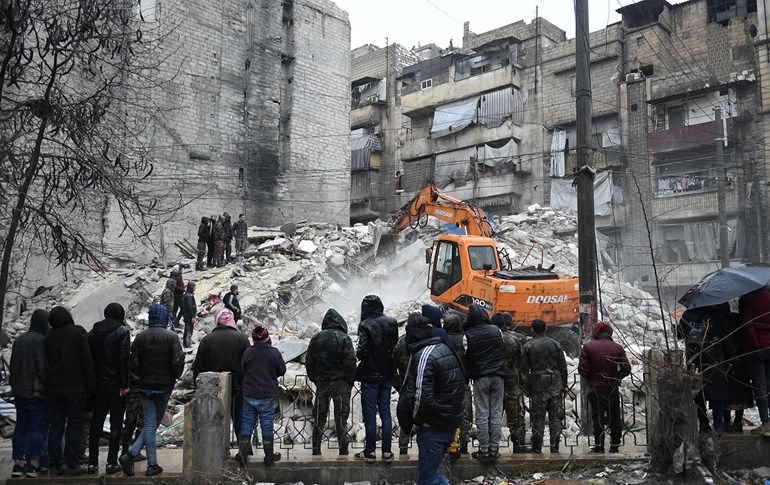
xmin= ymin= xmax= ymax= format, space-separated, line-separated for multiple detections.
xmin=578 ymin=321 xmax=631 ymax=453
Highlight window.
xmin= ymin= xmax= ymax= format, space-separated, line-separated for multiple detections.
xmin=668 ymin=104 xmax=687 ymax=128
xmin=431 ymin=241 xmax=461 ymax=296
xmin=468 ymin=246 xmax=498 ymax=271
xmin=420 ymin=78 xmax=433 ymax=90
xmin=707 ymin=0 xmax=757 ymax=24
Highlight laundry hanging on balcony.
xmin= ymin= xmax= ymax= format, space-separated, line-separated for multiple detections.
xmin=481 ymin=138 xmax=518 ymax=167
xmin=431 ymin=96 xmax=480 ymax=138
xmin=550 ymin=170 xmax=613 ymax=216
xmin=478 ymin=87 xmax=524 ymax=127
xmin=434 ymin=146 xmax=477 ymax=188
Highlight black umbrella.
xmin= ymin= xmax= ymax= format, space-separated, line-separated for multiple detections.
xmin=678 ymin=266 xmax=770 ymax=309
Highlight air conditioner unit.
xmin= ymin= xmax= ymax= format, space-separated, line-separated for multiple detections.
xmin=625 ymin=72 xmax=641 ymax=82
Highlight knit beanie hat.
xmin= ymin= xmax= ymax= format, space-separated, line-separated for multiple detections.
xmin=214 ymin=308 xmax=237 ymax=329
xmin=148 ymin=303 xmax=169 ymax=326
xmin=252 ymin=325 xmax=270 ymax=344
xmin=49 ymin=306 xmax=74 ymax=328
xmin=104 ymin=302 xmax=126 ymax=321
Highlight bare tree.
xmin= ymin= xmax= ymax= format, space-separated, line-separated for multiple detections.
xmin=0 ymin=0 xmax=185 ymax=327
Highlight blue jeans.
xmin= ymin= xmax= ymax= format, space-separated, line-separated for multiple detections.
xmin=13 ymin=397 xmax=47 ymax=461
xmin=241 ymin=397 xmax=275 ymax=439
xmin=129 ymin=391 xmax=171 ymax=466
xmin=416 ymin=427 xmax=454 ymax=485
xmin=361 ymin=381 xmax=392 ymax=454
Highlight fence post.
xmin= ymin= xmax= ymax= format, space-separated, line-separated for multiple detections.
xmin=183 ymin=371 xmax=232 ymax=483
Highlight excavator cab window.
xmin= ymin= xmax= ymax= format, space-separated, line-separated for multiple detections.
xmin=468 ymin=245 xmax=498 ymax=271
xmin=431 ymin=240 xmax=461 ymax=296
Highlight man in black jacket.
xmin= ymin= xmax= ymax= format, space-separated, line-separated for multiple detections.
xmin=463 ymin=303 xmax=506 ymax=462
xmin=180 ymin=282 xmax=197 ymax=348
xmin=196 ymin=216 xmax=211 ymax=271
xmin=10 ymin=309 xmax=49 ymax=478
xmin=397 ymin=314 xmax=464 ymax=485
xmin=44 ymin=306 xmax=96 ymax=477
xmin=444 ymin=310 xmax=473 ymax=458
xmin=223 ymin=285 xmax=242 ymax=322
xmin=306 ymin=309 xmax=356 ymax=456
xmin=119 ymin=304 xmax=184 ymax=477
xmin=87 ymin=303 xmax=131 ymax=475
xmin=223 ymin=212 xmax=233 ymax=264
xmin=192 ymin=308 xmax=250 ymax=458
xmin=355 ymin=295 xmax=398 ymax=463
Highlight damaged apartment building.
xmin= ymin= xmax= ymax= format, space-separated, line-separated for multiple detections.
xmin=359 ymin=0 xmax=770 ymax=301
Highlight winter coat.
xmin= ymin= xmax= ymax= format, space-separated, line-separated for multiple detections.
xmin=173 ymin=272 xmax=185 ymax=298
xmin=739 ymin=287 xmax=770 ymax=354
xmin=577 ymin=322 xmax=631 ymax=394
xmin=677 ymin=306 xmax=731 ymax=401
xmin=197 ymin=217 xmax=211 ymax=244
xmin=232 ymin=220 xmax=248 ymax=239
xmin=523 ymin=333 xmax=568 ymax=395
xmin=306 ymin=309 xmax=356 ymax=383
xmin=44 ymin=309 xmax=96 ymax=395
xmin=463 ymin=304 xmax=506 ymax=379
xmin=212 ymin=220 xmax=224 ymax=241
xmin=88 ymin=318 xmax=131 ymax=393
xmin=10 ymin=310 xmax=49 ymax=399
xmin=192 ymin=325 xmax=250 ymax=391
xmin=355 ymin=295 xmax=398 ymax=383
xmin=242 ymin=342 xmax=286 ymax=399
xmin=160 ymin=279 xmax=175 ymax=315
xmin=223 ymin=291 xmax=241 ymax=319
xmin=396 ymin=315 xmax=465 ymax=433
xmin=223 ymin=214 xmax=233 ymax=242
xmin=181 ymin=290 xmax=197 ymax=319
xmin=130 ymin=324 xmax=185 ymax=391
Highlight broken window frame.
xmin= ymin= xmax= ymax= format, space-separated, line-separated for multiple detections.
xmin=706 ymin=0 xmax=757 ymax=25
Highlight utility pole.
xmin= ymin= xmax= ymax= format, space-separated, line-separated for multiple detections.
xmin=575 ymin=0 xmax=598 ymax=334
xmin=715 ymin=107 xmax=730 ymax=268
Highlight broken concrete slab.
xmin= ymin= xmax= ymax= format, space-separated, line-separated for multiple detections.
xmin=274 ymin=338 xmax=309 ymax=363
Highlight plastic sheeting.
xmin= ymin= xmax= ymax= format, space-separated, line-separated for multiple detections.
xmin=550 ymin=130 xmax=566 ymax=177
xmin=403 ymin=157 xmax=434 ymax=192
xmin=481 ymin=139 xmax=518 ymax=167
xmin=350 ymin=134 xmax=382 ymax=172
xmin=550 ymin=170 xmax=613 ymax=216
xmin=431 ymin=96 xmax=479 ymax=138
xmin=434 ymin=146 xmax=476 ymax=188
xmin=478 ymin=87 xmax=524 ymax=127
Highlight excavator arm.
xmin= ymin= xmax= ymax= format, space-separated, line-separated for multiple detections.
xmin=390 ymin=185 xmax=495 ymax=237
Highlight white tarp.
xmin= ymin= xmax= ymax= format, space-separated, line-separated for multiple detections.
xmin=550 ymin=170 xmax=613 ymax=216
xmin=434 ymin=146 xmax=476 ymax=188
xmin=550 ymin=130 xmax=566 ymax=177
xmin=431 ymin=96 xmax=479 ymax=138
xmin=481 ymin=139 xmax=518 ymax=167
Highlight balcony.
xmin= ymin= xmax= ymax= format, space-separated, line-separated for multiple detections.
xmin=401 ymin=120 xmax=522 ymax=161
xmin=401 ymin=66 xmax=521 ymax=117
xmin=351 ymin=103 xmax=385 ymax=129
xmin=440 ymin=172 xmax=517 ymax=202
xmin=651 ymin=189 xmax=738 ymax=221
xmin=657 ymin=260 xmax=742 ymax=288
xmin=647 ymin=119 xmax=732 ymax=154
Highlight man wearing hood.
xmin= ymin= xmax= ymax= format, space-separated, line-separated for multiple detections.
xmin=223 ymin=212 xmax=233 ymax=264
xmin=10 ymin=309 xmax=49 ymax=478
xmin=196 ymin=216 xmax=211 ymax=271
xmin=180 ymin=282 xmax=197 ymax=348
xmin=578 ymin=321 xmax=630 ymax=453
xmin=87 ymin=303 xmax=131 ymax=474
xmin=193 ymin=308 xmax=251 ymax=458
xmin=463 ymin=303 xmax=506 ymax=462
xmin=523 ymin=319 xmax=568 ymax=454
xmin=397 ymin=314 xmax=464 ymax=485
xmin=355 ymin=294 xmax=398 ymax=463
xmin=444 ymin=310 xmax=473 ymax=459
xmin=170 ymin=265 xmax=185 ymax=323
xmin=491 ymin=312 xmax=529 ymax=453
xmin=120 ymin=304 xmax=184 ymax=477
xmin=44 ymin=306 xmax=96 ymax=477
xmin=306 ymin=308 xmax=356 ymax=456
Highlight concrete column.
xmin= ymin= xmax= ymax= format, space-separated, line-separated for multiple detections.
xmin=183 ymin=371 xmax=232 ymax=484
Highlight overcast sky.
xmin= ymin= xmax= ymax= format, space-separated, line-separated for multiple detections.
xmin=333 ymin=0 xmax=686 ymax=50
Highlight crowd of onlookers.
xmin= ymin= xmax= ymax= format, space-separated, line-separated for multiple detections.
xmin=9 ymin=282 xmax=770 ymax=483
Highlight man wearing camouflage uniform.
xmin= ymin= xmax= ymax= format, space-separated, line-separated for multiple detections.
xmin=522 ymin=319 xmax=568 ymax=454
xmin=491 ymin=312 xmax=528 ymax=453
xmin=306 ymin=309 xmax=357 ymax=456
xmin=212 ymin=215 xmax=225 ymax=267
xmin=232 ymin=214 xmax=248 ymax=263
xmin=196 ymin=216 xmax=211 ymax=271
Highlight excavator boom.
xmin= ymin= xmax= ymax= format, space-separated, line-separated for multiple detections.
xmin=391 ymin=185 xmax=495 ymax=237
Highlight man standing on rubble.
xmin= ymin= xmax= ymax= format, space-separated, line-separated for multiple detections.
xmin=523 ymin=319 xmax=568 ymax=454
xmin=119 ymin=304 xmax=184 ymax=477
xmin=45 ymin=306 xmax=96 ymax=477
xmin=223 ymin=212 xmax=233 ymax=264
xmin=463 ymin=303 xmax=506 ymax=462
xmin=196 ymin=216 xmax=211 ymax=271
xmin=306 ymin=308 xmax=357 ymax=456
xmin=10 ymin=309 xmax=49 ymax=478
xmin=193 ymin=308 xmax=251 ymax=459
xmin=223 ymin=285 xmax=242 ymax=323
xmin=491 ymin=312 xmax=529 ymax=453
xmin=578 ymin=321 xmax=631 ymax=453
xmin=206 ymin=214 xmax=217 ymax=268
xmin=180 ymin=282 xmax=197 ymax=349
xmin=87 ymin=303 xmax=131 ymax=475
xmin=355 ymin=294 xmax=398 ymax=463
xmin=170 ymin=265 xmax=185 ymax=323
xmin=232 ymin=214 xmax=248 ymax=263
xmin=212 ymin=215 xmax=225 ymax=268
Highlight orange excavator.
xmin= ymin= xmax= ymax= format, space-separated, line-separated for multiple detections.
xmin=388 ymin=185 xmax=581 ymax=355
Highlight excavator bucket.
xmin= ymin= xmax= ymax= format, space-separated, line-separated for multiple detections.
xmin=376 ymin=233 xmax=400 ymax=258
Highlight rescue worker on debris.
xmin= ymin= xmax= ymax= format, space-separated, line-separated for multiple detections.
xmin=491 ymin=312 xmax=529 ymax=453
xmin=463 ymin=303 xmax=506 ymax=463
xmin=578 ymin=321 xmax=631 ymax=453
xmin=170 ymin=265 xmax=185 ymax=323
xmin=522 ymin=318 xmax=568 ymax=454
xmin=306 ymin=308 xmax=357 ymax=456
xmin=180 ymin=282 xmax=197 ymax=349
xmin=397 ymin=313 xmax=464 ymax=485
xmin=159 ymin=278 xmax=176 ymax=329
xmin=222 ymin=212 xmax=233 ymax=264
xmin=206 ymin=214 xmax=217 ymax=268
xmin=212 ymin=215 xmax=225 ymax=268
xmin=232 ymin=214 xmax=248 ymax=263
xmin=196 ymin=216 xmax=211 ymax=271
xmin=223 ymin=285 xmax=242 ymax=322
